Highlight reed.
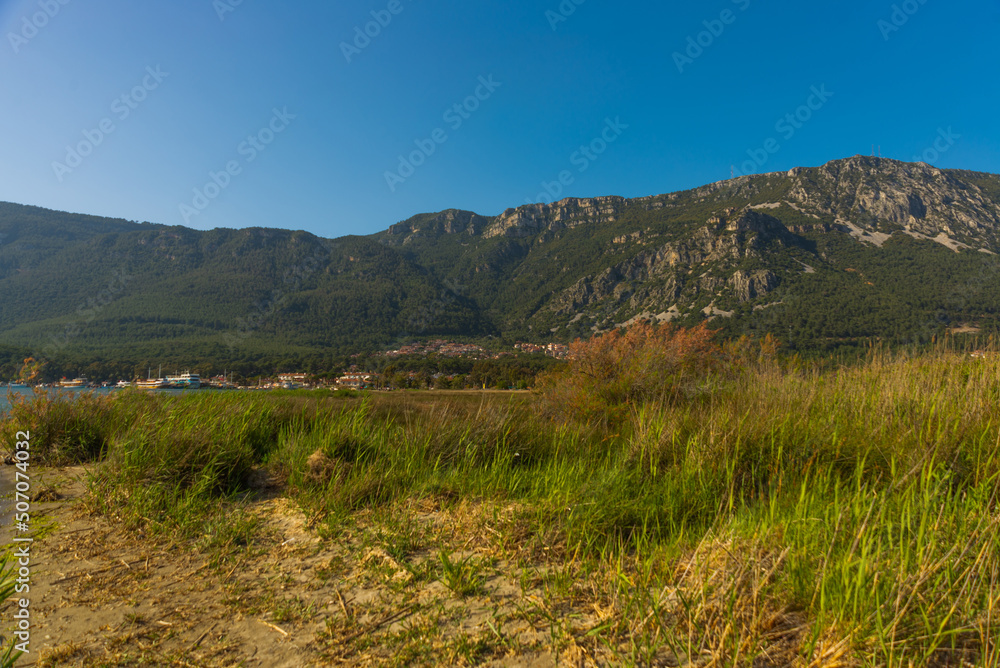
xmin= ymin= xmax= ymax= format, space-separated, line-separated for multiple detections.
xmin=3 ymin=342 xmax=999 ymax=664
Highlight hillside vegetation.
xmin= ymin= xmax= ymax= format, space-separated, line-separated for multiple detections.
xmin=3 ymin=157 xmax=1000 ymax=376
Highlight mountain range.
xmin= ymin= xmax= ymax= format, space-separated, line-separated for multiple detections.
xmin=2 ymin=155 xmax=999 ymax=374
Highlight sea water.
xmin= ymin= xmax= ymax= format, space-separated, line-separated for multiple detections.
xmin=0 ymin=386 xmax=119 ymax=416
xmin=0 ymin=387 xmax=209 ymax=415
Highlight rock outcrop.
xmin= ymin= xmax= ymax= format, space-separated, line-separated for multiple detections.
xmin=549 ymin=209 xmax=793 ymax=316
xmin=370 ymin=157 xmax=1000 ymax=338
xmin=386 ymin=209 xmax=490 ymax=242
xmin=782 ymin=157 xmax=1000 ymax=243
xmin=729 ymin=269 xmax=779 ymax=302
xmin=484 ymin=197 xmax=626 ymax=239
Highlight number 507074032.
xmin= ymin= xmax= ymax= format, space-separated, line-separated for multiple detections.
xmin=14 ymin=431 xmax=31 ymax=512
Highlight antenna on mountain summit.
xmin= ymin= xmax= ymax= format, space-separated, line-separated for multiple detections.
xmin=730 ymin=165 xmax=734 ymax=179
xmin=871 ymin=144 xmax=875 ymax=157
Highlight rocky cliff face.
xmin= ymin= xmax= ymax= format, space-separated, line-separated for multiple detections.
xmin=784 ymin=158 xmax=1000 ymax=242
xmin=391 ymin=157 xmax=1000 ymax=252
xmin=484 ymin=196 xmax=626 ymax=239
xmin=730 ymin=269 xmax=779 ymax=302
xmin=549 ymin=209 xmax=792 ymax=318
xmin=373 ymin=156 xmax=1000 ymax=338
xmin=387 ymin=209 xmax=490 ymax=242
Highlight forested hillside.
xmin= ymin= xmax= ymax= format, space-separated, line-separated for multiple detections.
xmin=2 ymin=156 xmax=999 ymax=378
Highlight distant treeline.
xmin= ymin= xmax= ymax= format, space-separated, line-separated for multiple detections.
xmin=0 ymin=345 xmax=561 ymax=387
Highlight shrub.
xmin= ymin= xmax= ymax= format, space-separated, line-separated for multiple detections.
xmin=0 ymin=390 xmax=117 ymax=465
xmin=537 ymin=322 xmax=733 ymax=424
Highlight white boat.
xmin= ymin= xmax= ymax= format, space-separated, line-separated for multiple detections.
xmin=166 ymin=371 xmax=201 ymax=389
xmin=115 ymin=380 xmax=133 ymax=389
xmin=58 ymin=377 xmax=89 ymax=388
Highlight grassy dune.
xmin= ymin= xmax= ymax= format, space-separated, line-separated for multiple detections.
xmin=2 ymin=347 xmax=999 ymax=666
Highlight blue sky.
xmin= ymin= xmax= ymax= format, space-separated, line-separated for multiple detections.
xmin=1 ymin=0 xmax=998 ymax=239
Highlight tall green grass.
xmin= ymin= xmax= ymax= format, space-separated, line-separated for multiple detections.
xmin=0 ymin=551 xmax=23 ymax=668
xmin=2 ymin=349 xmax=998 ymax=664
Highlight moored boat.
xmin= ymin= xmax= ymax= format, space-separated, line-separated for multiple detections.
xmin=206 ymin=372 xmax=236 ymax=389
xmin=166 ymin=371 xmax=201 ymax=389
xmin=137 ymin=366 xmax=169 ymax=390
xmin=58 ymin=377 xmax=89 ymax=388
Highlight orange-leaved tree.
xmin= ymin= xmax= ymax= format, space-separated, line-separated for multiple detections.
xmin=18 ymin=357 xmax=45 ymax=384
xmin=537 ymin=321 xmax=731 ymax=424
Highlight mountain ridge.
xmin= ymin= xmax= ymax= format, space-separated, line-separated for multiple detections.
xmin=2 ymin=156 xmax=1000 ymax=371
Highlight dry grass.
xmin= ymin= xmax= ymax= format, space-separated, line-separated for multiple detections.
xmin=3 ymin=346 xmax=1000 ymax=665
